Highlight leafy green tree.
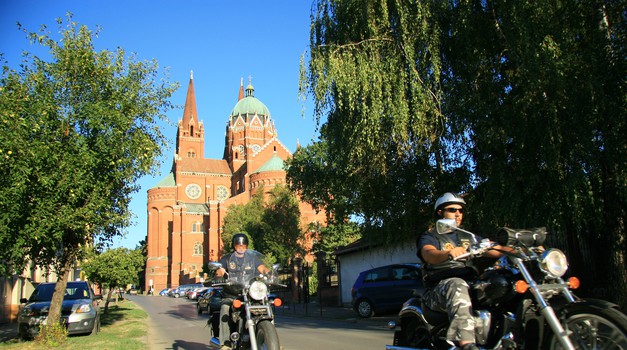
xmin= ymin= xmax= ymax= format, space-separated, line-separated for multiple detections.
xmin=438 ymin=0 xmax=626 ymax=309
xmin=297 ymin=0 xmax=468 ymax=244
xmin=221 ymin=190 xmax=265 ymax=253
xmin=299 ymin=0 xmax=625 ymax=307
xmin=81 ymin=247 xmax=145 ymax=313
xmin=0 ymin=15 xmax=177 ymax=328
xmin=221 ymin=185 xmax=306 ymax=264
xmin=257 ymin=185 xmax=305 ymax=263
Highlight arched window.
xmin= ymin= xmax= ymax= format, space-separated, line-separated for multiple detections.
xmin=193 ymin=241 xmax=202 ymax=255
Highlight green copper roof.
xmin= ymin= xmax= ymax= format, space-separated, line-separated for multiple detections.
xmin=254 ymin=155 xmax=285 ymax=173
xmin=230 ymin=83 xmax=270 ymax=117
xmin=152 ymin=172 xmax=175 ymax=188
xmin=185 ymin=203 xmax=209 ymax=214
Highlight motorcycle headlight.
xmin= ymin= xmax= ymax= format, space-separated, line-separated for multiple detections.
xmin=249 ymin=281 xmax=268 ymax=301
xmin=540 ymin=249 xmax=568 ymax=278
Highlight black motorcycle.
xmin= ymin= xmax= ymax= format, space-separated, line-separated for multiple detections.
xmin=208 ymin=251 xmax=284 ymax=350
xmin=386 ymin=219 xmax=627 ymax=350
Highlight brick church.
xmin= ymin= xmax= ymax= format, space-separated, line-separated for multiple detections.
xmin=145 ymin=73 xmax=325 ymax=292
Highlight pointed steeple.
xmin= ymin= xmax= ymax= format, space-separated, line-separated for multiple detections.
xmin=238 ymin=77 xmax=245 ymax=101
xmin=182 ymin=70 xmax=198 ymax=130
xmin=176 ymin=70 xmax=204 ymax=159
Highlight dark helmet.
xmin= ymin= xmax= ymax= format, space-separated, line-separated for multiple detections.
xmin=434 ymin=192 xmax=466 ymax=215
xmin=231 ymin=233 xmax=249 ymax=248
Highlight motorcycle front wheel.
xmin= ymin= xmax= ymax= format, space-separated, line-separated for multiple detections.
xmin=255 ymin=320 xmax=280 ymax=350
xmin=548 ymin=306 xmax=627 ymax=349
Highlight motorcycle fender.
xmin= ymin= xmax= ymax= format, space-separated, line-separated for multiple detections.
xmin=555 ymin=298 xmax=621 ymax=316
xmin=397 ymin=298 xmax=431 ymax=329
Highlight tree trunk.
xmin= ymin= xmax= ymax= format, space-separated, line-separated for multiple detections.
xmin=47 ymin=261 xmax=72 ymax=329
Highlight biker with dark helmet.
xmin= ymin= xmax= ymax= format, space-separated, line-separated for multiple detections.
xmin=215 ymin=233 xmax=269 ymax=350
xmin=416 ymin=192 xmax=509 ymax=350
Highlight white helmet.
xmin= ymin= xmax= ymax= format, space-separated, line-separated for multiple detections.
xmin=434 ymin=192 xmax=466 ymax=214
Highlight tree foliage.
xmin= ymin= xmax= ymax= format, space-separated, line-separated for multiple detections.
xmin=296 ymin=0 xmax=625 ymax=308
xmin=0 ymin=15 xmax=177 ymax=325
xmin=81 ymin=247 xmax=145 ymax=313
xmin=221 ymin=185 xmax=305 ymax=264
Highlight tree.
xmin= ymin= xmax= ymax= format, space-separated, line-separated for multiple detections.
xmin=296 ymin=0 xmax=469 ymax=244
xmin=299 ymin=0 xmax=625 ymax=307
xmin=221 ymin=185 xmax=306 ymax=264
xmin=221 ymin=190 xmax=265 ymax=252
xmin=81 ymin=247 xmax=145 ymax=313
xmin=438 ymin=0 xmax=626 ymax=309
xmin=257 ymin=185 xmax=305 ymax=263
xmin=0 ymin=15 xmax=177 ymax=329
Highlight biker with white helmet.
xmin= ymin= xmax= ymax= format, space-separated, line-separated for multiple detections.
xmin=417 ymin=192 xmax=507 ymax=350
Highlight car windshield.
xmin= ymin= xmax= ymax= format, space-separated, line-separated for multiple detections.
xmin=29 ymin=283 xmax=90 ymax=302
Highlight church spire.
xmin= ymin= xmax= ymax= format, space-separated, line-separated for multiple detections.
xmin=176 ymin=71 xmax=204 ymax=159
xmin=238 ymin=77 xmax=245 ymax=101
xmin=182 ymin=70 xmax=198 ymax=129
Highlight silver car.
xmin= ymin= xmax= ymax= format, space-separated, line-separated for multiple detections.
xmin=18 ymin=281 xmax=102 ymax=339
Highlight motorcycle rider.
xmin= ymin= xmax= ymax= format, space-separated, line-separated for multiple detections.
xmin=417 ymin=192 xmax=508 ymax=350
xmin=215 ymin=233 xmax=269 ymax=350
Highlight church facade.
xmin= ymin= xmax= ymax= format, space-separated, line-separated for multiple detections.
xmin=145 ymin=74 xmax=325 ymax=292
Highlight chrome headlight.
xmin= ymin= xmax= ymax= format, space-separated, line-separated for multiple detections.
xmin=249 ymin=281 xmax=268 ymax=301
xmin=540 ymin=249 xmax=568 ymax=278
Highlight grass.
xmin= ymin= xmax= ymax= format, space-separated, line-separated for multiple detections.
xmin=0 ymin=300 xmax=148 ymax=350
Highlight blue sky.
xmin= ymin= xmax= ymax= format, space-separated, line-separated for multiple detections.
xmin=1 ymin=1 xmax=321 ymax=249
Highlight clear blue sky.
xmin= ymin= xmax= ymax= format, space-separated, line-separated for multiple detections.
xmin=1 ymin=0 xmax=321 ymax=249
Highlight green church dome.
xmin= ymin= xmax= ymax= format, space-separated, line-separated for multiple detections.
xmin=230 ymin=83 xmax=270 ymax=117
xmin=254 ymin=155 xmax=285 ymax=173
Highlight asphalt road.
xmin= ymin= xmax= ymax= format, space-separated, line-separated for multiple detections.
xmin=128 ymin=294 xmax=393 ymax=350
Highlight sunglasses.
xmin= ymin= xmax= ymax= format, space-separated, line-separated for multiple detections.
xmin=443 ymin=207 xmax=465 ymax=214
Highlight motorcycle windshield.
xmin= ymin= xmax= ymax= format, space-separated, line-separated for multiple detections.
xmin=226 ymin=250 xmax=266 ymax=287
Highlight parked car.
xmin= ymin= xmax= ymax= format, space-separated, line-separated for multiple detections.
xmin=197 ymin=288 xmax=224 ymax=314
xmin=168 ymin=283 xmax=203 ymax=298
xmin=351 ymin=263 xmax=424 ymax=318
xmin=18 ymin=281 xmax=102 ymax=339
xmin=158 ymin=288 xmax=171 ymax=296
xmin=187 ymin=287 xmax=209 ymax=300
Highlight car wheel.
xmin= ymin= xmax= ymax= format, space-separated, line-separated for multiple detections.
xmin=197 ymin=303 xmax=203 ymax=314
xmin=174 ymin=293 xmax=180 ymax=298
xmin=356 ymin=299 xmax=374 ymax=318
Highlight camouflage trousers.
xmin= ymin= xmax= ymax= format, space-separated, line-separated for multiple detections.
xmin=422 ymin=277 xmax=475 ymax=343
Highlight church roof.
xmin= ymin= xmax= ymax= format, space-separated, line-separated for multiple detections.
xmin=152 ymin=172 xmax=176 ymax=188
xmin=254 ymin=154 xmax=285 ymax=174
xmin=177 ymin=158 xmax=231 ymax=175
xmin=184 ymin=203 xmax=210 ymax=214
xmin=230 ymin=82 xmax=270 ymax=117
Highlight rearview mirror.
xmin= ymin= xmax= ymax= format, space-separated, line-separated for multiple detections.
xmin=207 ymin=262 xmax=223 ymax=271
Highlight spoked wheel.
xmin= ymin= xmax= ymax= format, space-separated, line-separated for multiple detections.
xmin=548 ymin=307 xmax=627 ymax=349
xmin=256 ymin=320 xmax=280 ymax=350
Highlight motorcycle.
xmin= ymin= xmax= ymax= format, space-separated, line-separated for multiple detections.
xmin=207 ymin=250 xmax=284 ymax=350
xmin=386 ymin=218 xmax=627 ymax=350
